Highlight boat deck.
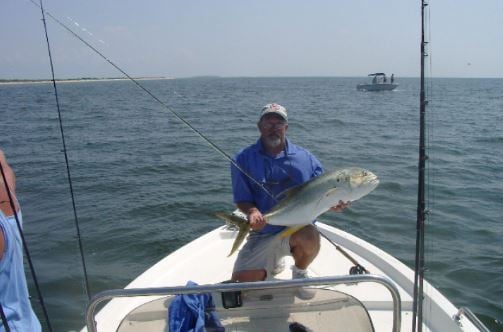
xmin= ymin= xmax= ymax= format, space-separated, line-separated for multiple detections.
xmin=84 ymin=224 xmax=481 ymax=331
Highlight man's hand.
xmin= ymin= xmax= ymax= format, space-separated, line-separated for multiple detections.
xmin=248 ymin=208 xmax=266 ymax=231
xmin=330 ymin=200 xmax=350 ymax=213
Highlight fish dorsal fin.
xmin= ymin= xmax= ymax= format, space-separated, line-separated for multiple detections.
xmin=275 ymin=183 xmax=305 ymax=201
xmin=271 ymin=181 xmax=312 ymax=213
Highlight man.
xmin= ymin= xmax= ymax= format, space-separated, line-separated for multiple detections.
xmin=230 ymin=103 xmax=346 ymax=283
xmin=0 ymin=150 xmax=41 ymax=331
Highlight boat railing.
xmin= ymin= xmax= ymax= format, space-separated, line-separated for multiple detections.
xmin=453 ymin=307 xmax=490 ymax=332
xmin=86 ymin=274 xmax=402 ymax=332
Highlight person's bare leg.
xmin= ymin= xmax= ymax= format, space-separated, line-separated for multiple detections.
xmin=289 ymin=225 xmax=320 ymax=269
xmin=231 ymin=269 xmax=266 ymax=282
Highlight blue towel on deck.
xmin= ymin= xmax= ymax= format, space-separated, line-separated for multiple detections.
xmin=168 ymin=281 xmax=225 ymax=332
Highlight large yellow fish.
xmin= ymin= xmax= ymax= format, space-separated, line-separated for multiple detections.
xmin=216 ymin=167 xmax=379 ymax=256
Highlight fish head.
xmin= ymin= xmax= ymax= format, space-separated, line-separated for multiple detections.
xmin=266 ymin=167 xmax=379 ymax=225
xmin=324 ymin=167 xmax=379 ymax=203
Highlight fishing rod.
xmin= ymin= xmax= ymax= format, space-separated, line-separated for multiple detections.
xmin=27 ymin=0 xmax=275 ymax=202
xmin=37 ymin=0 xmax=91 ymax=302
xmin=317 ymin=229 xmax=368 ymax=274
xmin=29 ymin=1 xmax=369 ymax=275
xmin=412 ymin=0 xmax=429 ymax=331
xmin=0 ymin=159 xmax=53 ymax=331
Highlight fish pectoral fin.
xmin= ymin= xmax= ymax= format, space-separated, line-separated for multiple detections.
xmin=325 ymin=188 xmax=338 ymax=197
xmin=313 ymin=187 xmax=338 ymax=210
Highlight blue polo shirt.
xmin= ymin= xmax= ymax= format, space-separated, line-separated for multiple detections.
xmin=0 ymin=211 xmax=41 ymax=332
xmin=231 ymin=138 xmax=323 ymax=234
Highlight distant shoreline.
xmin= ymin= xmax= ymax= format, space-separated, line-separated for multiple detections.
xmin=1 ymin=76 xmax=499 ymax=86
xmin=0 ymin=77 xmax=173 ymax=85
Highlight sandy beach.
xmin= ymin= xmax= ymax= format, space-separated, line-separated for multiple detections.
xmin=0 ymin=77 xmax=173 ymax=85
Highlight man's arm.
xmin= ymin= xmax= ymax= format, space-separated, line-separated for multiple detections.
xmin=236 ymin=202 xmax=259 ymax=216
xmin=0 ymin=228 xmax=4 ymax=260
xmin=0 ymin=150 xmax=19 ymax=215
xmin=0 ymin=150 xmax=16 ymax=191
xmin=236 ymin=202 xmax=266 ymax=231
xmin=0 ymin=149 xmax=12 ymax=261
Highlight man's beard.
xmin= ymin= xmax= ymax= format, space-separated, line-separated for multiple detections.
xmin=264 ymin=136 xmax=282 ymax=149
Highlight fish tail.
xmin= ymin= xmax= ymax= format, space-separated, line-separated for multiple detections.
xmin=215 ymin=212 xmax=250 ymax=256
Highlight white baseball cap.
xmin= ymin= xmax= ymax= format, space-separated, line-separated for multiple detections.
xmin=260 ymin=103 xmax=288 ymax=122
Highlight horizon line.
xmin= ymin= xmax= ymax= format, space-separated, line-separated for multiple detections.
xmin=1 ymin=75 xmax=502 ymax=84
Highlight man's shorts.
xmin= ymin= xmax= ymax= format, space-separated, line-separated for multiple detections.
xmin=232 ymin=231 xmax=291 ymax=278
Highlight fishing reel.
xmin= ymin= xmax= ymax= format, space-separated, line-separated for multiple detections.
xmin=349 ymin=264 xmax=368 ymax=275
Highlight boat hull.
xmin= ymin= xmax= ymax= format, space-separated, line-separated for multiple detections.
xmin=357 ymin=83 xmax=398 ymax=91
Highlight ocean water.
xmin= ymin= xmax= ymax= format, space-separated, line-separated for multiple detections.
xmin=0 ymin=77 xmax=502 ymax=331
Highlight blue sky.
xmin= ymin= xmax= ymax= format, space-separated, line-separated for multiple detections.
xmin=1 ymin=0 xmax=502 ymax=79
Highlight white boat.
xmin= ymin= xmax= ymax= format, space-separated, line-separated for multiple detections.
xmin=84 ymin=222 xmax=487 ymax=331
xmin=357 ymin=73 xmax=398 ymax=91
